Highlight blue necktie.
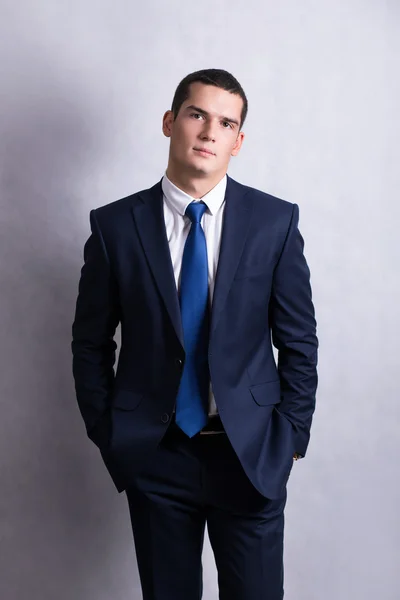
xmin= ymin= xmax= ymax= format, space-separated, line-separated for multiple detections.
xmin=175 ymin=201 xmax=210 ymax=437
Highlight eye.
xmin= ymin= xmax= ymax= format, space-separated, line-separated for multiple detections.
xmin=190 ymin=112 xmax=204 ymax=120
xmin=222 ymin=121 xmax=233 ymax=129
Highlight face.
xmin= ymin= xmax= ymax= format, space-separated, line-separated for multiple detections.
xmin=162 ymin=82 xmax=245 ymax=182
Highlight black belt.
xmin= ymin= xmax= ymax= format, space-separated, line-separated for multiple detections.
xmin=170 ymin=414 xmax=225 ymax=436
xmin=199 ymin=415 xmax=225 ymax=435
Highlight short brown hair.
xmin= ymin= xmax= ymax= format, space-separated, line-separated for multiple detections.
xmin=171 ymin=68 xmax=248 ymax=129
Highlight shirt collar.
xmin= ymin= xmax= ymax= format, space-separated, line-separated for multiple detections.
xmin=161 ymin=171 xmax=227 ymax=216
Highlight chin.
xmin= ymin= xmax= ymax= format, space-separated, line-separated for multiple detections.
xmin=185 ymin=161 xmax=209 ymax=176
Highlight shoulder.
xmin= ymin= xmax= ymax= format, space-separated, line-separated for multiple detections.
xmin=228 ymin=176 xmax=297 ymax=221
xmin=88 ymin=179 xmax=162 ymax=233
xmin=95 ymin=180 xmax=159 ymax=216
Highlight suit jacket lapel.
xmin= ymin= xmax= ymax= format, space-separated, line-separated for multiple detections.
xmin=130 ymin=175 xmax=253 ymax=350
xmin=210 ymin=176 xmax=254 ymax=338
xmin=132 ymin=180 xmax=184 ymax=347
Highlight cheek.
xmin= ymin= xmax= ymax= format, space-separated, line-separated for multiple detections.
xmin=171 ymin=135 xmax=186 ymax=156
xmin=173 ymin=128 xmax=192 ymax=150
xmin=220 ymin=144 xmax=235 ymax=161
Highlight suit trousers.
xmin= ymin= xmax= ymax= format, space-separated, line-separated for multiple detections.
xmin=125 ymin=421 xmax=287 ymax=600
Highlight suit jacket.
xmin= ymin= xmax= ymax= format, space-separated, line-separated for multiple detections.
xmin=71 ymin=175 xmax=318 ymax=499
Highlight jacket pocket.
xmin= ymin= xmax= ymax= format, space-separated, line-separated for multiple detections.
xmin=112 ymin=388 xmax=144 ymax=411
xmin=249 ymin=380 xmax=281 ymax=406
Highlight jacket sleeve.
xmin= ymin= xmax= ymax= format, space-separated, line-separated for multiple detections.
xmin=269 ymin=203 xmax=318 ymax=457
xmin=71 ymin=209 xmax=120 ymax=447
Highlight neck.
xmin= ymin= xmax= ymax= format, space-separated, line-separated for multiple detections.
xmin=165 ymin=165 xmax=225 ymax=199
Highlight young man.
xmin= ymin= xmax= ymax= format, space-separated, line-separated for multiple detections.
xmin=72 ymin=68 xmax=318 ymax=600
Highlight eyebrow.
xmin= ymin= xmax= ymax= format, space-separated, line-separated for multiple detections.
xmin=185 ymin=104 xmax=240 ymax=127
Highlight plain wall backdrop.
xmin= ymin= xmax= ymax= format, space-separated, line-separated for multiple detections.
xmin=1 ymin=1 xmax=399 ymax=598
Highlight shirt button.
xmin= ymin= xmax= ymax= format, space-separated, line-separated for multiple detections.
xmin=175 ymin=358 xmax=183 ymax=370
xmin=161 ymin=413 xmax=170 ymax=424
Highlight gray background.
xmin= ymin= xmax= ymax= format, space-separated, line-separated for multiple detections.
xmin=1 ymin=1 xmax=399 ymax=598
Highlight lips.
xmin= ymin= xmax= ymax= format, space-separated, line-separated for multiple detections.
xmin=194 ymin=147 xmax=215 ymax=156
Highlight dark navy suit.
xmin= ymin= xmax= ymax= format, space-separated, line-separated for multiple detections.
xmin=72 ymin=174 xmax=318 ymax=599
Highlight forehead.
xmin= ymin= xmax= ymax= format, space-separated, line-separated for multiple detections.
xmin=183 ymin=82 xmax=243 ymax=119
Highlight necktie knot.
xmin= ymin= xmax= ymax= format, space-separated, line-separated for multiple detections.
xmin=185 ymin=201 xmax=207 ymax=224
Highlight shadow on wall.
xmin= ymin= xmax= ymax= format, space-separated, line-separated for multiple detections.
xmin=0 ymin=58 xmax=137 ymax=599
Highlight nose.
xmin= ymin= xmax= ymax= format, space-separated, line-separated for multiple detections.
xmin=200 ymin=121 xmax=217 ymax=142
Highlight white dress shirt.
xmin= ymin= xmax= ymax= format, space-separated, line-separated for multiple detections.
xmin=161 ymin=171 xmax=227 ymax=416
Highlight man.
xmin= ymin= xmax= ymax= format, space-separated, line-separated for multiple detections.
xmin=72 ymin=68 xmax=318 ymax=600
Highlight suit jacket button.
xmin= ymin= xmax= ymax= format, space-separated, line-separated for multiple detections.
xmin=161 ymin=413 xmax=170 ymax=424
xmin=175 ymin=358 xmax=183 ymax=370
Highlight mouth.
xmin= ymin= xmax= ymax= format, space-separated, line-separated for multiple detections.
xmin=193 ymin=147 xmax=216 ymax=157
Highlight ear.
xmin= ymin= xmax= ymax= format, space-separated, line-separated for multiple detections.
xmin=162 ymin=110 xmax=174 ymax=138
xmin=231 ymin=131 xmax=245 ymax=157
